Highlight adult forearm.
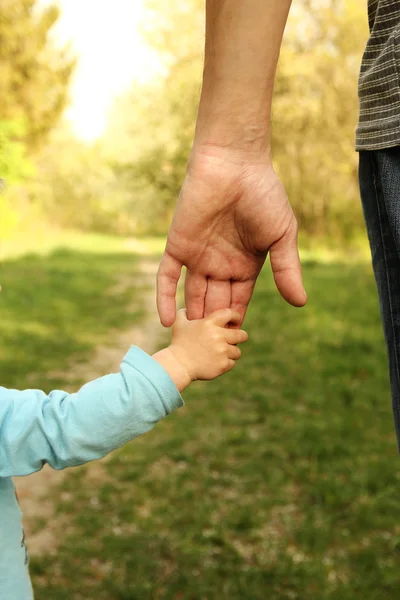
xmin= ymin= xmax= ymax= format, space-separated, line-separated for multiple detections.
xmin=195 ymin=0 xmax=292 ymax=153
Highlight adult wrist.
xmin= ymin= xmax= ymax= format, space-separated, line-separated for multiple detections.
xmin=194 ymin=79 xmax=271 ymax=154
xmin=187 ymin=139 xmax=273 ymax=178
xmin=194 ymin=115 xmax=271 ymax=155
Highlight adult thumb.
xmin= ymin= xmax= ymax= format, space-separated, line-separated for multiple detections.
xmin=269 ymin=227 xmax=307 ymax=307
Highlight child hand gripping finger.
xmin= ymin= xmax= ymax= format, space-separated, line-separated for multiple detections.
xmin=1 ymin=325 xmax=195 ymax=597
xmin=152 ymin=308 xmax=248 ymax=391
xmin=0 ymin=307 xmax=247 ymax=596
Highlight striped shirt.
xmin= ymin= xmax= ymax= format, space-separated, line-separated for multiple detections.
xmin=356 ymin=0 xmax=400 ymax=150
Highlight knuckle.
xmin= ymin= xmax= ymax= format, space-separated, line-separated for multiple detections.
xmin=225 ymin=309 xmax=236 ymax=322
xmin=214 ymin=333 xmax=223 ymax=345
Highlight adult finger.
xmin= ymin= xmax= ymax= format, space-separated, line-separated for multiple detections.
xmin=230 ymin=279 xmax=257 ymax=327
xmin=156 ymin=252 xmax=182 ymax=327
xmin=185 ymin=270 xmax=208 ymax=320
xmin=204 ymin=279 xmax=231 ymax=317
xmin=269 ymin=223 xmax=307 ymax=307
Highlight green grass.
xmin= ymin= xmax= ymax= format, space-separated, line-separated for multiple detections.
xmin=0 ymin=237 xmax=152 ymax=390
xmin=4 ymin=234 xmax=400 ymax=599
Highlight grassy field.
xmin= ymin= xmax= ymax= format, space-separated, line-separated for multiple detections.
xmin=2 ymin=234 xmax=400 ymax=599
xmin=0 ymin=232 xmax=164 ymax=390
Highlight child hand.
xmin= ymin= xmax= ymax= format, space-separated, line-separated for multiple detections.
xmin=168 ymin=308 xmax=248 ymax=383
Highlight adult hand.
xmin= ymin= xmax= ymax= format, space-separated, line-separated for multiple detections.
xmin=157 ymin=144 xmax=306 ymax=327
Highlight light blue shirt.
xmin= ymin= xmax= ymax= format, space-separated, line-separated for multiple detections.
xmin=0 ymin=346 xmax=184 ymax=599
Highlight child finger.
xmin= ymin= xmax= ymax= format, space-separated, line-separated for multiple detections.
xmin=207 ymin=308 xmax=241 ymax=327
xmin=228 ymin=345 xmax=241 ymax=360
xmin=172 ymin=308 xmax=188 ymax=329
xmin=224 ymin=328 xmax=248 ymax=345
xmin=223 ymin=358 xmax=236 ymax=373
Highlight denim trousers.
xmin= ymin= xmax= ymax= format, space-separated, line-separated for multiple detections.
xmin=359 ymin=148 xmax=400 ymax=448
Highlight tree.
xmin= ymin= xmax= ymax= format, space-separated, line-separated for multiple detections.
xmin=104 ymin=0 xmax=204 ymax=233
xmin=0 ymin=120 xmax=33 ymax=184
xmin=0 ymin=0 xmax=75 ymax=151
xmin=0 ymin=119 xmax=34 ymax=238
xmin=272 ymin=0 xmax=368 ymax=239
xmin=30 ymin=127 xmax=133 ymax=234
xmin=107 ymin=0 xmax=368 ymax=240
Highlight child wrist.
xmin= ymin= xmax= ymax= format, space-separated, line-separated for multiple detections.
xmin=168 ymin=344 xmax=196 ymax=384
xmin=152 ymin=347 xmax=192 ymax=392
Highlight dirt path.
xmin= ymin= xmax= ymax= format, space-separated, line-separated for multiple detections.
xmin=13 ymin=257 xmax=169 ymax=557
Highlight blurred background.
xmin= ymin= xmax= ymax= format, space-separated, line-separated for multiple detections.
xmin=4 ymin=1 xmax=400 ymax=599
xmin=1 ymin=0 xmax=367 ymax=244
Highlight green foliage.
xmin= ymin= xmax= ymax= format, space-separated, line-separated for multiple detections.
xmin=0 ymin=195 xmax=18 ymax=240
xmin=111 ymin=64 xmax=202 ymax=233
xmin=108 ymin=0 xmax=368 ymax=239
xmin=272 ymin=0 xmax=367 ymax=238
xmin=0 ymin=0 xmax=75 ymax=238
xmin=105 ymin=0 xmax=204 ymax=233
xmin=2 ymin=0 xmax=369 ymax=241
xmin=0 ymin=119 xmax=33 ymax=183
xmin=0 ymin=0 xmax=75 ymax=151
xmin=0 ymin=119 xmax=34 ymax=238
xmin=31 ymin=129 xmax=135 ymax=234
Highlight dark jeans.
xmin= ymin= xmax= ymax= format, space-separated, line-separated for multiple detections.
xmin=359 ymin=148 xmax=400 ymax=448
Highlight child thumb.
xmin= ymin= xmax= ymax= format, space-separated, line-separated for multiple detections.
xmin=175 ymin=308 xmax=188 ymax=323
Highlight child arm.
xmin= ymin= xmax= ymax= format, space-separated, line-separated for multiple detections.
xmin=0 ymin=346 xmax=183 ymax=478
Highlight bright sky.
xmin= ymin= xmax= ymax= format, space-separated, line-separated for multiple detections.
xmin=40 ymin=0 xmax=163 ymax=141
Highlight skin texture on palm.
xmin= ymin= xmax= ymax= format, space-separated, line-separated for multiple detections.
xmin=157 ymin=146 xmax=306 ymax=327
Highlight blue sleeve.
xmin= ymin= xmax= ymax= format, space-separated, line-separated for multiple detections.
xmin=0 ymin=346 xmax=184 ymax=477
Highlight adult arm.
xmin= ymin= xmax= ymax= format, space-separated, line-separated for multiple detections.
xmin=157 ymin=0 xmax=306 ymax=327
